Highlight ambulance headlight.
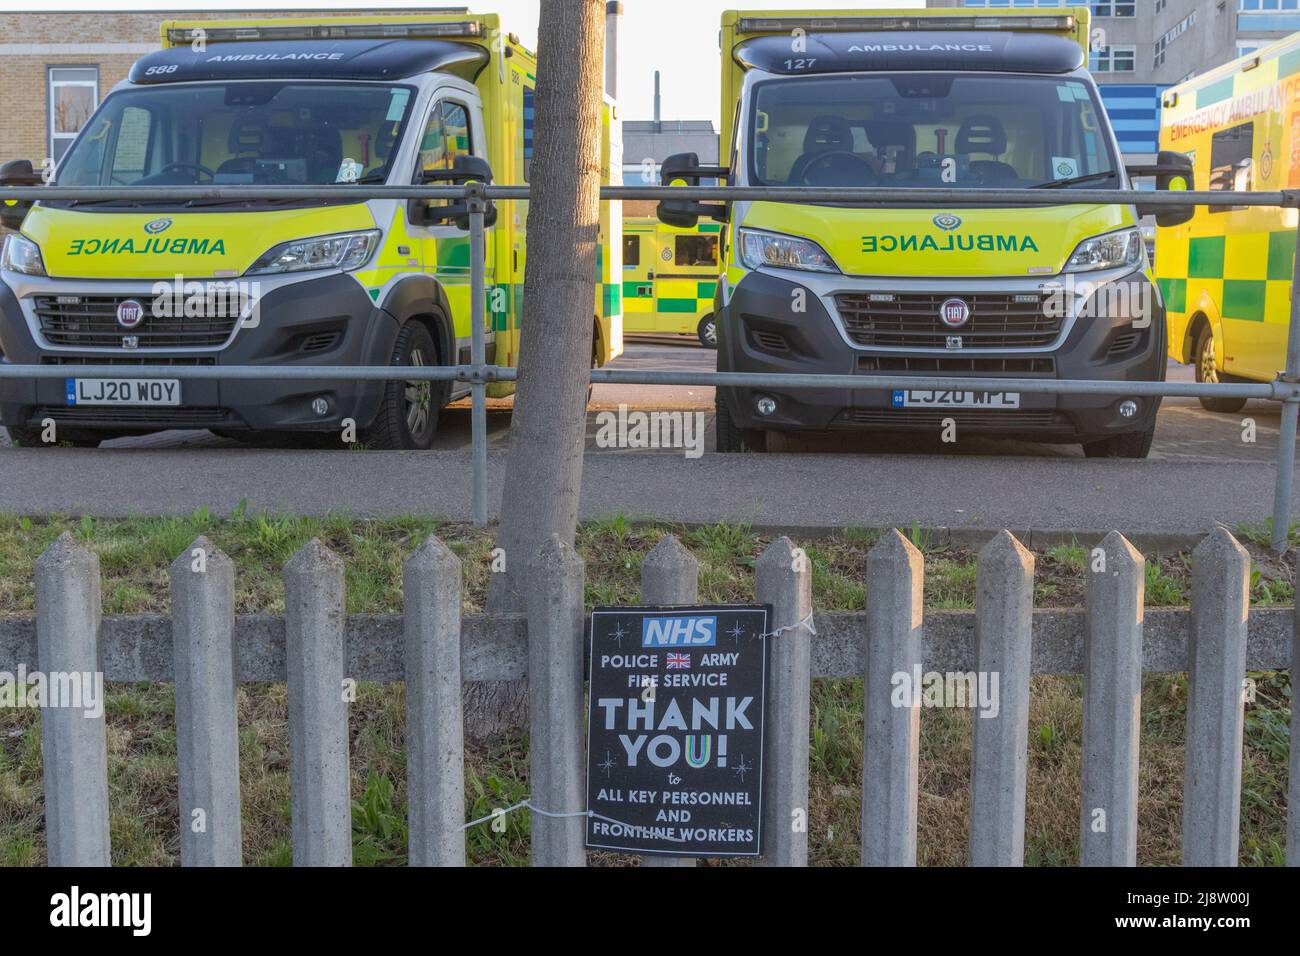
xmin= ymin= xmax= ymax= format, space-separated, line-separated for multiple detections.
xmin=1062 ymin=228 xmax=1143 ymax=274
xmin=246 ymin=230 xmax=380 ymax=275
xmin=738 ymin=228 xmax=839 ymax=274
xmin=1 ymin=234 xmax=45 ymax=276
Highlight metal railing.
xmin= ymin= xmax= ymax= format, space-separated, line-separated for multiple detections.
xmin=2 ymin=182 xmax=1299 ymax=549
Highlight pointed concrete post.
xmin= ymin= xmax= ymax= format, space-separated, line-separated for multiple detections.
xmin=969 ymin=530 xmax=1035 ymax=867
xmin=640 ymin=534 xmax=698 ymax=867
xmin=35 ymin=532 xmax=110 ymax=867
xmin=284 ymin=540 xmax=351 ymax=866
xmin=171 ymin=537 xmax=242 ymax=866
xmin=526 ymin=535 xmax=586 ymax=867
xmin=1182 ymin=527 xmax=1249 ymax=866
xmin=404 ymin=536 xmax=466 ymax=867
xmin=1081 ymin=531 xmax=1144 ymax=867
xmin=756 ymin=536 xmax=812 ymax=867
xmin=861 ymin=529 xmax=924 ymax=867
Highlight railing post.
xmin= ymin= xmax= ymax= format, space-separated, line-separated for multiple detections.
xmin=469 ymin=195 xmax=489 ymax=529
xmin=861 ymin=529 xmax=924 ymax=867
xmin=403 ymin=536 xmax=466 ymax=867
xmin=969 ymin=530 xmax=1035 ymax=867
xmin=639 ymin=534 xmax=699 ymax=868
xmin=35 ymin=532 xmax=110 ymax=867
xmin=171 ymin=536 xmax=242 ymax=867
xmin=1182 ymin=528 xmax=1250 ymax=866
xmin=284 ymin=540 xmax=352 ymax=867
xmin=526 ymin=534 xmax=586 ymax=866
xmin=1270 ymin=221 xmax=1300 ymax=553
xmin=1080 ymin=531 xmax=1144 ymax=867
xmin=755 ymin=536 xmax=812 ymax=867
xmin=1290 ymin=593 xmax=1300 ymax=867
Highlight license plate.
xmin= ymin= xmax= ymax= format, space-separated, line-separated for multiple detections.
xmin=891 ymin=389 xmax=1021 ymax=409
xmin=65 ymin=378 xmax=181 ymax=407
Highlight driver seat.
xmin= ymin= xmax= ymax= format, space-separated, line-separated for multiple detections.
xmin=955 ymin=115 xmax=1018 ymax=185
xmin=787 ymin=114 xmax=856 ymax=185
xmin=216 ymin=115 xmax=268 ymax=177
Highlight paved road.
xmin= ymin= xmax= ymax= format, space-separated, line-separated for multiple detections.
xmin=0 ymin=341 xmax=1292 ymax=537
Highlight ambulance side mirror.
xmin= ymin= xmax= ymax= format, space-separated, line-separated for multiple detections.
xmin=0 ymin=159 xmax=42 ymax=231
xmin=412 ymin=155 xmax=498 ymax=231
xmin=656 ymin=152 xmax=730 ymax=230
xmin=1130 ymin=150 xmax=1194 ymax=228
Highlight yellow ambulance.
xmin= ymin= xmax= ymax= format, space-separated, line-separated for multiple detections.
xmin=1155 ymin=33 xmax=1299 ymax=412
xmin=0 ymin=12 xmax=623 ymax=448
xmin=659 ymin=8 xmax=1191 ymax=456
xmin=622 ymin=215 xmax=722 ymax=346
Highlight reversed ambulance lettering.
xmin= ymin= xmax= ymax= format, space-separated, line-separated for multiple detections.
xmin=68 ymin=237 xmax=228 ymax=256
xmin=862 ymin=233 xmax=1040 ymax=254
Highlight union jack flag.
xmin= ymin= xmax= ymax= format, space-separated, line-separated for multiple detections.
xmin=666 ymin=653 xmax=690 ymax=669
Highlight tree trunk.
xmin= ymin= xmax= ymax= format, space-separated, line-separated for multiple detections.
xmin=489 ymin=0 xmax=605 ymax=613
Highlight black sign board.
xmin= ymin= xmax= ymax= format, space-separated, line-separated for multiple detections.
xmin=585 ymin=604 xmax=770 ymax=858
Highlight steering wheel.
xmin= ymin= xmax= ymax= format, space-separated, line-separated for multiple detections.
xmin=159 ymin=161 xmax=216 ymax=182
xmin=798 ymin=150 xmax=877 ymax=186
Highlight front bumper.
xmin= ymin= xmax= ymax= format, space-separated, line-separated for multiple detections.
xmin=0 ymin=272 xmax=397 ymax=433
xmin=716 ymin=268 xmax=1165 ymax=444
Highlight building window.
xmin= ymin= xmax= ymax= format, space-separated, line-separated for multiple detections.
xmin=1091 ymin=45 xmax=1136 ymax=73
xmin=1092 ymin=2 xmax=1135 ymax=16
xmin=1155 ymin=0 xmax=1166 ymax=10
xmin=48 ymin=66 xmax=98 ymax=163
xmin=522 ymin=86 xmax=534 ymax=182
xmin=1154 ymin=12 xmax=1197 ymax=68
xmin=1237 ymin=42 xmax=1262 ymax=58
xmin=1237 ymin=1 xmax=1300 ymax=31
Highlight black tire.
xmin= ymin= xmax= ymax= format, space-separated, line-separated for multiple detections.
xmin=697 ymin=314 xmax=718 ymax=349
xmin=1194 ymin=324 xmax=1247 ymax=413
xmin=1081 ymin=426 xmax=1155 ymax=459
xmin=361 ymin=322 xmax=442 ymax=450
xmin=714 ymin=392 xmax=766 ymax=452
xmin=4 ymin=425 xmax=101 ymax=448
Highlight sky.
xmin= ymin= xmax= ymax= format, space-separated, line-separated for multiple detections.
xmin=0 ymin=0 xmax=924 ymax=126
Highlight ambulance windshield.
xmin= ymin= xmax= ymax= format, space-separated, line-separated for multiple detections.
xmin=56 ymin=81 xmax=417 ymax=195
xmin=747 ymin=73 xmax=1118 ymax=190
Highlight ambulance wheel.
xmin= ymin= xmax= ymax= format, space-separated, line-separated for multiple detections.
xmin=1194 ymin=325 xmax=1247 ymax=413
xmin=697 ymin=314 xmax=718 ymax=349
xmin=714 ymin=393 xmax=766 ymax=453
xmin=362 ymin=322 xmax=441 ymax=450
xmin=1081 ymin=426 xmax=1155 ymax=459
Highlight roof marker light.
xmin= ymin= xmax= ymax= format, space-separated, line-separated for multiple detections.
xmin=165 ymin=21 xmax=483 ymax=45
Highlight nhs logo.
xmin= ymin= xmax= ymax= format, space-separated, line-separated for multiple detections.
xmin=641 ymin=615 xmax=717 ymax=647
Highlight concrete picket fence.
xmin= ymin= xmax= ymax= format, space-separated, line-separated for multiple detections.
xmin=1 ymin=526 xmax=1296 ymax=867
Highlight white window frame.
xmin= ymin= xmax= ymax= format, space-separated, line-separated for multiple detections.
xmin=47 ymin=65 xmax=99 ymax=164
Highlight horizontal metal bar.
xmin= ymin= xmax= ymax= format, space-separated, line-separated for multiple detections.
xmin=2 ymin=362 xmax=1290 ymax=401
xmin=0 ymin=364 xmax=509 ymax=383
xmin=0 ymin=185 xmax=1290 ymax=209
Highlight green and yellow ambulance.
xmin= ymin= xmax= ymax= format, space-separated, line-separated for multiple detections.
xmin=622 ymin=215 xmax=721 ymax=346
xmin=1155 ymin=33 xmax=1300 ymax=412
xmin=0 ymin=12 xmax=623 ymax=448
xmin=660 ymin=8 xmax=1188 ymax=456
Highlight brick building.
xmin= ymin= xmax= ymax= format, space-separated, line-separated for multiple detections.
xmin=0 ymin=9 xmax=433 ymax=169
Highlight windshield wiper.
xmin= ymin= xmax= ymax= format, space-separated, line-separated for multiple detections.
xmin=1029 ymin=171 xmax=1117 ymax=189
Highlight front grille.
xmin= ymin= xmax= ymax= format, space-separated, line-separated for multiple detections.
xmin=857 ymin=355 xmax=1054 ymax=374
xmin=40 ymin=355 xmax=216 ymax=366
xmin=31 ymin=405 xmax=237 ymax=428
xmin=33 ymin=294 xmax=242 ymax=348
xmin=1107 ymin=330 xmax=1141 ymax=356
xmin=835 ymin=291 xmax=1062 ymax=349
xmin=842 ymin=409 xmax=1066 ymax=430
xmin=749 ymin=329 xmax=790 ymax=353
